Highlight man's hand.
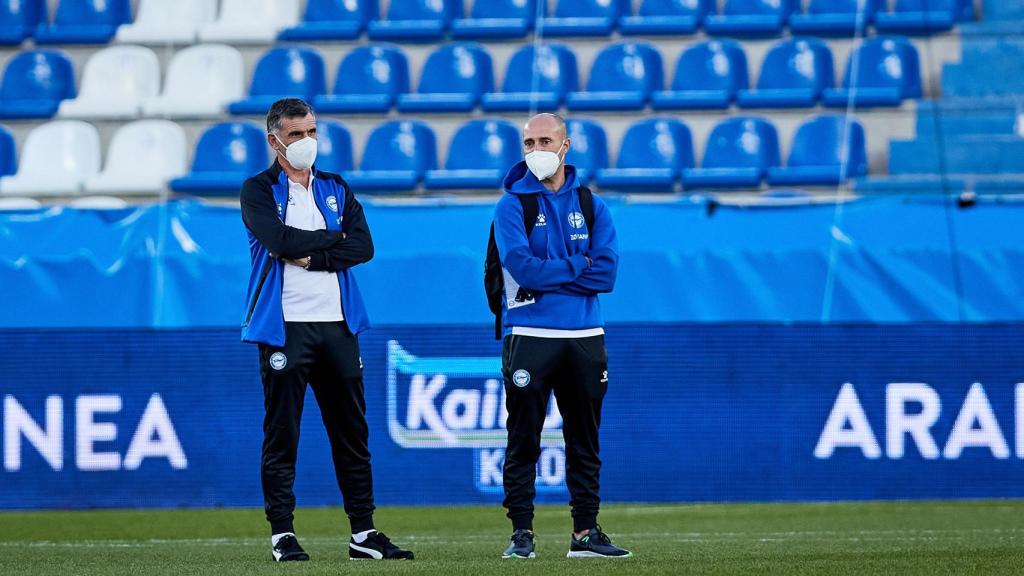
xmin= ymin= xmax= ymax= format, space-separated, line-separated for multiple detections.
xmin=283 ymin=256 xmax=310 ymax=269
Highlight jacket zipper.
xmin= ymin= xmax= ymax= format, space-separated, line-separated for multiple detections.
xmin=312 ymin=181 xmax=349 ymax=329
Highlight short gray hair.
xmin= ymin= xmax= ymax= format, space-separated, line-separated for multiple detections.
xmin=266 ymin=98 xmax=314 ymax=134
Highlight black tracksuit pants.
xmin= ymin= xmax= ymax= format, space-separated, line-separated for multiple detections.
xmin=501 ymin=334 xmax=609 ymax=533
xmin=258 ymin=321 xmax=375 ymax=535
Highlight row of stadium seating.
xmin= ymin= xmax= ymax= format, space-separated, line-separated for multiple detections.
xmin=0 ymin=114 xmax=868 ymax=197
xmin=0 ymin=0 xmax=973 ymax=47
xmin=0 ymin=36 xmax=923 ymax=120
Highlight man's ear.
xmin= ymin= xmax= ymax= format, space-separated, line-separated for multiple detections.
xmin=267 ymin=133 xmax=278 ymax=153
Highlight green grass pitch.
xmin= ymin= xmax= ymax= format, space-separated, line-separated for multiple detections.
xmin=0 ymin=501 xmax=1021 ymax=575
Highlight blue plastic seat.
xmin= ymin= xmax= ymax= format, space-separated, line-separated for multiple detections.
xmin=367 ymin=0 xmax=455 ymax=41
xmin=0 ymin=50 xmax=76 ymax=119
xmin=481 ymin=44 xmax=578 ymax=112
xmin=0 ymin=0 xmax=44 ymax=45
xmin=342 ymin=120 xmax=437 ymax=192
xmin=789 ymin=0 xmax=882 ymax=36
xmin=823 ymin=36 xmax=921 ymax=108
xmin=35 ymin=0 xmax=132 ymax=44
xmin=651 ymin=40 xmax=747 ymax=110
xmin=279 ymin=0 xmax=376 ymax=41
xmin=451 ymin=0 xmax=536 ymax=39
xmin=767 ymin=115 xmax=867 ymax=185
xmin=566 ymin=42 xmax=662 ymax=111
xmin=737 ymin=38 xmax=833 ymax=108
xmin=620 ymin=0 xmax=710 ymax=35
xmin=314 ymin=44 xmax=409 ymax=114
xmin=596 ymin=117 xmax=693 ymax=190
xmin=540 ymin=0 xmax=627 ymax=37
xmin=313 ymin=120 xmax=354 ymax=175
xmin=0 ymin=125 xmax=15 ymax=177
xmin=704 ymin=0 xmax=795 ymax=36
xmin=396 ymin=43 xmax=492 ymax=113
xmin=875 ymin=0 xmax=972 ymax=34
xmin=424 ymin=119 xmax=520 ymax=189
xmin=228 ymin=46 xmax=326 ymax=115
xmin=564 ymin=118 xmax=609 ymax=184
xmin=682 ymin=117 xmax=779 ymax=188
xmin=170 ymin=122 xmax=269 ymax=196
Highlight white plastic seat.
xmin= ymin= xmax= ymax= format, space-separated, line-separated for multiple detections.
xmin=0 ymin=197 xmax=42 ymax=210
xmin=58 ymin=46 xmax=161 ymax=120
xmin=0 ymin=121 xmax=100 ymax=197
xmin=115 ymin=0 xmax=218 ymax=44
xmin=68 ymin=196 xmax=129 ymax=209
xmin=142 ymin=44 xmax=245 ymax=118
xmin=198 ymin=0 xmax=301 ymax=44
xmin=85 ymin=120 xmax=187 ymax=195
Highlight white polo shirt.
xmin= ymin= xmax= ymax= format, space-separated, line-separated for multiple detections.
xmin=281 ymin=177 xmax=343 ymax=322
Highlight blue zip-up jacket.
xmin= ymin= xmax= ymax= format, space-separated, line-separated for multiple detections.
xmin=493 ymin=162 xmax=618 ymax=334
xmin=239 ymin=161 xmax=373 ymax=346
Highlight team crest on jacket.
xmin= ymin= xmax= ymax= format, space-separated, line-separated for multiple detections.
xmin=269 ymin=352 xmax=287 ymax=371
xmin=326 ymin=196 xmax=338 ymax=212
xmin=568 ymin=211 xmax=585 ymax=229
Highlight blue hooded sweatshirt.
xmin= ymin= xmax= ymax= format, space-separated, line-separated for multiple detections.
xmin=493 ymin=161 xmax=619 ymax=335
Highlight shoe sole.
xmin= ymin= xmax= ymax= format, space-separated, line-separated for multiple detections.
xmin=501 ymin=552 xmax=536 ymax=559
xmin=271 ymin=552 xmax=310 ymax=562
xmin=566 ymin=551 xmax=633 ymax=558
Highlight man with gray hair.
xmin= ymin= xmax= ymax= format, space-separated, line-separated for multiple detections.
xmin=239 ymin=98 xmax=413 ymax=563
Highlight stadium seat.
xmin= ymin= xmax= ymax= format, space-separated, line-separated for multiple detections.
xmin=228 ymin=46 xmax=326 ymax=115
xmin=0 ymin=125 xmax=15 ymax=177
xmin=682 ymin=117 xmax=780 ymax=188
xmin=0 ymin=50 xmax=76 ymax=119
xmin=566 ymin=42 xmax=662 ymax=110
xmin=143 ymin=44 xmax=245 ymax=118
xmin=68 ymin=195 xmax=129 ymax=209
xmin=314 ymin=44 xmax=409 ymax=114
xmin=596 ymin=117 xmax=693 ymax=190
xmin=424 ymin=119 xmax=520 ymax=189
xmin=651 ymin=40 xmax=747 ymax=110
xmin=565 ymin=118 xmax=609 ymax=184
xmin=619 ymin=0 xmax=711 ymax=36
xmin=279 ymin=0 xmax=376 ymax=41
xmin=823 ymin=36 xmax=921 ymax=108
xmin=312 ymin=120 xmax=354 ymax=175
xmin=704 ymin=0 xmax=796 ymax=37
xmin=0 ymin=197 xmax=41 ymax=209
xmin=540 ymin=0 xmax=627 ymax=37
xmin=396 ymin=43 xmax=493 ymax=113
xmin=0 ymin=121 xmax=100 ymax=196
xmin=451 ymin=0 xmax=536 ymax=39
xmin=767 ymin=115 xmax=867 ymax=185
xmin=84 ymin=120 xmax=187 ymax=195
xmin=35 ymin=0 xmax=132 ymax=44
xmin=736 ymin=38 xmax=833 ymax=108
xmin=481 ymin=43 xmax=578 ymax=112
xmin=874 ymin=0 xmax=972 ymax=34
xmin=198 ymin=0 xmax=301 ymax=44
xmin=367 ymin=0 xmax=456 ymax=41
xmin=115 ymin=0 xmax=217 ymax=44
xmin=169 ymin=122 xmax=269 ymax=196
xmin=0 ymin=0 xmax=44 ymax=45
xmin=342 ymin=120 xmax=437 ymax=192
xmin=789 ymin=0 xmax=881 ymax=36
xmin=58 ymin=46 xmax=161 ymax=119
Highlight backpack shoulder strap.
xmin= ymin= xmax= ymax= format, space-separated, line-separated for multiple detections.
xmin=517 ymin=193 xmax=540 ymax=237
xmin=578 ymin=186 xmax=595 ymax=233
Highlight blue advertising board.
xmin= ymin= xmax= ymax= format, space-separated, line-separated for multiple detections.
xmin=2 ymin=324 xmax=1022 ymax=510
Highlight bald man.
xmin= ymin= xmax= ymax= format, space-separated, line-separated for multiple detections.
xmin=492 ymin=113 xmax=630 ymax=559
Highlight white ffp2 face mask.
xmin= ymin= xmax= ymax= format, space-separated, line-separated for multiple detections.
xmin=525 ymin=140 xmax=566 ymax=181
xmin=274 ymin=135 xmax=318 ymax=171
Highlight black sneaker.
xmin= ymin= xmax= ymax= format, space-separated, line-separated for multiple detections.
xmin=502 ymin=529 xmax=536 ymax=559
xmin=567 ymin=525 xmax=632 ymax=558
xmin=271 ymin=534 xmax=309 ymax=562
xmin=349 ymin=530 xmax=415 ymax=560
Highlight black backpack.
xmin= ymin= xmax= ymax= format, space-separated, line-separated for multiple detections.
xmin=484 ymin=187 xmax=595 ymax=340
